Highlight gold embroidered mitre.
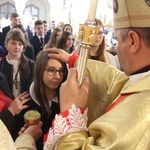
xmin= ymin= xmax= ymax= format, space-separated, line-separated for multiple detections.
xmin=113 ymin=0 xmax=150 ymax=29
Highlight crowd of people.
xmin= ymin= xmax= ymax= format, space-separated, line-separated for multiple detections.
xmin=0 ymin=0 xmax=150 ymax=149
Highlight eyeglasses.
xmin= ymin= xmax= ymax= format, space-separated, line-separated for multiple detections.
xmin=44 ymin=67 xmax=66 ymax=76
xmin=98 ymin=32 xmax=104 ymax=37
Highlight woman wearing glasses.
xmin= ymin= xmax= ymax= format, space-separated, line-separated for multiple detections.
xmin=74 ymin=19 xmax=119 ymax=69
xmin=29 ymin=51 xmax=68 ymax=149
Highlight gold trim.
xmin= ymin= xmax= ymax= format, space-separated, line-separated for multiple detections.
xmin=114 ymin=14 xmax=150 ymax=22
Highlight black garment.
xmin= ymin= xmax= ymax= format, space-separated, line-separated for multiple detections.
xmin=29 ymin=34 xmax=49 ymax=60
xmin=0 ymin=72 xmax=15 ymax=128
xmin=26 ymin=26 xmax=33 ymax=39
xmin=0 ymin=32 xmax=4 ymax=48
xmin=29 ymin=100 xmax=60 ymax=150
xmin=131 ymin=65 xmax=150 ymax=75
xmin=0 ymin=110 xmax=15 ymax=128
xmin=1 ymin=25 xmax=11 ymax=48
xmin=0 ymin=57 xmax=34 ymax=93
xmin=0 ymin=57 xmax=35 ymax=140
xmin=90 ymin=55 xmax=99 ymax=60
xmin=0 ymin=72 xmax=14 ymax=99
xmin=24 ymin=45 xmax=35 ymax=60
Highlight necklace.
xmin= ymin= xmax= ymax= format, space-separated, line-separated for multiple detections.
xmin=7 ymin=55 xmax=20 ymax=89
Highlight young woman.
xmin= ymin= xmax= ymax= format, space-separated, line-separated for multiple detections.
xmin=29 ymin=50 xmax=68 ymax=149
xmin=74 ymin=19 xmax=118 ymax=68
xmin=12 ymin=24 xmax=35 ymax=60
xmin=44 ymin=28 xmax=62 ymax=49
xmin=57 ymin=31 xmax=75 ymax=54
xmin=0 ymin=30 xmax=34 ymax=97
xmin=62 ymin=23 xmax=73 ymax=33
xmin=0 ymin=30 xmax=34 ymax=140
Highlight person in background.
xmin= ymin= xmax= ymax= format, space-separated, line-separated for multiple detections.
xmin=29 ymin=50 xmax=68 ymax=149
xmin=57 ymin=31 xmax=75 ymax=54
xmin=30 ymin=20 xmax=49 ymax=59
xmin=44 ymin=28 xmax=62 ymax=49
xmin=0 ymin=30 xmax=34 ymax=140
xmin=12 ymin=24 xmax=35 ymax=60
xmin=26 ymin=25 xmax=33 ymax=39
xmin=62 ymin=23 xmax=73 ymax=33
xmin=47 ymin=20 xmax=56 ymax=37
xmin=0 ymin=30 xmax=34 ymax=98
xmin=1 ymin=13 xmax=20 ymax=48
xmin=43 ymin=20 xmax=49 ymax=35
xmin=43 ymin=0 xmax=150 ymax=149
xmin=74 ymin=18 xmax=118 ymax=69
xmin=0 ymin=119 xmax=42 ymax=150
xmin=57 ymin=21 xmax=64 ymax=31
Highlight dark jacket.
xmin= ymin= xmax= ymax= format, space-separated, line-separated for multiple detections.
xmin=0 ymin=57 xmax=35 ymax=140
xmin=24 ymin=45 xmax=35 ymax=61
xmin=0 ymin=72 xmax=15 ymax=128
xmin=0 ymin=57 xmax=34 ymax=93
xmin=30 ymin=100 xmax=60 ymax=150
xmin=1 ymin=25 xmax=11 ymax=47
xmin=29 ymin=34 xmax=49 ymax=59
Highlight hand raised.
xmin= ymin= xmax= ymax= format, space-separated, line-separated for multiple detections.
xmin=44 ymin=48 xmax=71 ymax=63
xmin=60 ymin=68 xmax=89 ymax=112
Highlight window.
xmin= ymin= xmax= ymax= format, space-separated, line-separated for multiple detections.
xmin=0 ymin=2 xmax=16 ymax=19
xmin=24 ymin=5 xmax=39 ymax=19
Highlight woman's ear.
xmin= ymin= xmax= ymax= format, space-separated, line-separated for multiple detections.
xmin=128 ymin=31 xmax=140 ymax=54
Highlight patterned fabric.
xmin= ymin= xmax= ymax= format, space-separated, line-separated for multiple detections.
xmin=44 ymin=104 xmax=88 ymax=150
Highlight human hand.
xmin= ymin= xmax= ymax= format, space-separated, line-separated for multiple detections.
xmin=60 ymin=68 xmax=89 ymax=112
xmin=44 ymin=48 xmax=71 ymax=63
xmin=8 ymin=91 xmax=31 ymax=116
xmin=18 ymin=121 xmax=43 ymax=141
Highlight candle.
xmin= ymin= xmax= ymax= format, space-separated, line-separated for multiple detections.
xmin=87 ymin=0 xmax=98 ymax=21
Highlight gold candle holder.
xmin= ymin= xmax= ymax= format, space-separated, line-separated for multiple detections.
xmin=76 ymin=23 xmax=99 ymax=85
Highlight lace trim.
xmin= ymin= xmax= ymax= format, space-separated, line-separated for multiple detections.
xmin=44 ymin=104 xmax=88 ymax=150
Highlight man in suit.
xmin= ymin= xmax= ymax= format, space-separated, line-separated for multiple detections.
xmin=30 ymin=20 xmax=49 ymax=60
xmin=47 ymin=20 xmax=56 ymax=37
xmin=1 ymin=13 xmax=20 ymax=48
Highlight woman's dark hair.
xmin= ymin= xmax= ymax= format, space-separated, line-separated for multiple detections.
xmin=62 ymin=24 xmax=73 ymax=33
xmin=5 ymin=30 xmax=30 ymax=76
xmin=33 ymin=51 xmax=68 ymax=116
xmin=57 ymin=31 xmax=75 ymax=53
xmin=45 ymin=28 xmax=62 ymax=48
